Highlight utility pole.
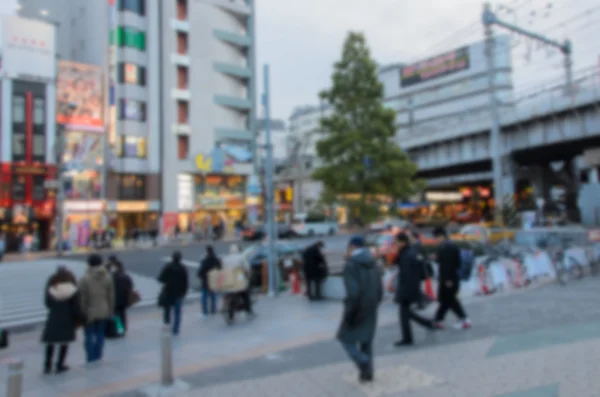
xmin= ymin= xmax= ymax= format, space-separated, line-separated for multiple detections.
xmin=262 ymin=64 xmax=278 ymax=297
xmin=482 ymin=2 xmax=573 ymax=223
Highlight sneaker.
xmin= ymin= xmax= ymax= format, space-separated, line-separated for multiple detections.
xmin=431 ymin=322 xmax=445 ymax=330
xmin=394 ymin=340 xmax=414 ymax=347
xmin=453 ymin=319 xmax=472 ymax=330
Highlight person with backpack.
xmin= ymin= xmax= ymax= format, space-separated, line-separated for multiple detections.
xmin=197 ymin=245 xmax=222 ymax=318
xmin=432 ymin=227 xmax=472 ymax=330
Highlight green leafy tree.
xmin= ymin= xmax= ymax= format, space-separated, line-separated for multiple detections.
xmin=313 ymin=31 xmax=422 ymax=225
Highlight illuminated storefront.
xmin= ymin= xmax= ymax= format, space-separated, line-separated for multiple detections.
xmin=106 ymin=200 xmax=160 ymax=237
xmin=275 ymin=184 xmax=294 ymax=222
xmin=63 ymin=200 xmax=105 ymax=248
xmin=193 ymin=174 xmax=246 ymax=231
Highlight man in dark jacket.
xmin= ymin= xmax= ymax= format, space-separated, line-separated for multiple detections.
xmin=158 ymin=251 xmax=189 ymax=335
xmin=337 ymin=235 xmax=382 ymax=383
xmin=432 ymin=227 xmax=471 ymax=330
xmin=302 ymin=241 xmax=328 ymax=300
xmin=394 ymin=233 xmax=436 ymax=347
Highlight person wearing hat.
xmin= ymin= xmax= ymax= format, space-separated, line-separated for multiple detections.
xmin=158 ymin=251 xmax=189 ymax=335
xmin=393 ymin=233 xmax=437 ymax=347
xmin=78 ymin=254 xmax=114 ymax=363
xmin=336 ymin=235 xmax=383 ymax=383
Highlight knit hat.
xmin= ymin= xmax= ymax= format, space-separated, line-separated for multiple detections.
xmin=348 ymin=235 xmax=365 ymax=247
xmin=87 ymin=254 xmax=103 ymax=267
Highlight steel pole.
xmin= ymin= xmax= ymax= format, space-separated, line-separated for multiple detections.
xmin=563 ymin=40 xmax=574 ymax=96
xmin=160 ymin=324 xmax=174 ymax=385
xmin=262 ymin=64 xmax=278 ymax=297
xmin=100 ymin=0 xmax=111 ymax=229
xmin=6 ymin=359 xmax=24 ymax=397
xmin=483 ymin=2 xmax=504 ymax=225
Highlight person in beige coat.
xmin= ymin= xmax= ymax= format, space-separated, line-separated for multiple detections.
xmin=79 ymin=254 xmax=114 ymax=363
xmin=221 ymin=244 xmax=254 ymax=320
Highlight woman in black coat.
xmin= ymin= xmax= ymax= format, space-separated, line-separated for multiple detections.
xmin=42 ymin=267 xmax=85 ymax=374
xmin=108 ymin=256 xmax=134 ymax=333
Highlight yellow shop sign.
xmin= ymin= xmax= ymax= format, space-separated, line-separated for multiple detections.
xmin=195 ymin=153 xmax=232 ymax=173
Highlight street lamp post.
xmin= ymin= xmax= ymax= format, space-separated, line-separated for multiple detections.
xmin=55 ymin=105 xmax=76 ymax=257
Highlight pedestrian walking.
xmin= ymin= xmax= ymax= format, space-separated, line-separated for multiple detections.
xmin=79 ymin=254 xmax=115 ymax=363
xmin=221 ymin=244 xmax=254 ymax=319
xmin=198 ymin=245 xmax=222 ymax=318
xmin=432 ymin=227 xmax=471 ymax=330
xmin=42 ymin=266 xmax=85 ymax=374
xmin=302 ymin=241 xmax=328 ymax=300
xmin=108 ymin=255 xmax=134 ymax=333
xmin=158 ymin=251 xmax=189 ymax=335
xmin=337 ymin=235 xmax=383 ymax=383
xmin=393 ymin=233 xmax=436 ymax=347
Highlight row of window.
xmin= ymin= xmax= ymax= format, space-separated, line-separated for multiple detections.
xmin=12 ymin=95 xmax=46 ymax=163
xmin=119 ymin=99 xmax=146 ymax=122
xmin=117 ymin=174 xmax=146 ymax=200
xmin=9 ymin=175 xmax=46 ymax=201
xmin=12 ymin=96 xmax=45 ymax=125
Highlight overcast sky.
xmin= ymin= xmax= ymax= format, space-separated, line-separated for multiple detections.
xmin=2 ymin=0 xmax=599 ymax=120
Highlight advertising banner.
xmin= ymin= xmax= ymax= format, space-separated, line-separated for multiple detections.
xmin=56 ymin=61 xmax=103 ymax=128
xmin=1 ymin=16 xmax=56 ymax=81
xmin=400 ymin=46 xmax=470 ymax=88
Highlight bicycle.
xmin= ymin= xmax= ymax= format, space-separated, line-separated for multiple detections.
xmin=545 ymin=236 xmax=584 ymax=285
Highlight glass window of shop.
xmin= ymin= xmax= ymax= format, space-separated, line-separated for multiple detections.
xmin=117 ymin=135 xmax=147 ymax=159
xmin=118 ymin=174 xmax=146 ymax=200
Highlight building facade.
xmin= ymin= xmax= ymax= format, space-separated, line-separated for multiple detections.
xmin=0 ymin=16 xmax=58 ymax=251
xmin=19 ymin=0 xmax=257 ymax=238
xmin=379 ymin=36 xmax=514 ymax=211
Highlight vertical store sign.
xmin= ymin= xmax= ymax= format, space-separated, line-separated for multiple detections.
xmin=108 ymin=0 xmax=117 ymax=145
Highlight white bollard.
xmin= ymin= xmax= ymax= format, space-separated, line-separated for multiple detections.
xmin=6 ymin=359 xmax=24 ymax=397
xmin=160 ymin=325 xmax=173 ymax=386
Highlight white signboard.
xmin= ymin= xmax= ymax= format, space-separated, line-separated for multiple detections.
xmin=177 ymin=174 xmax=193 ymax=211
xmin=1 ymin=16 xmax=56 ymax=81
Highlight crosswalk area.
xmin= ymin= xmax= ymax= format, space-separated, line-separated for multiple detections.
xmin=0 ymin=259 xmax=163 ymax=329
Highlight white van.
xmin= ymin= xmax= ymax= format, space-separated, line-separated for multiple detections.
xmin=291 ymin=213 xmax=338 ymax=237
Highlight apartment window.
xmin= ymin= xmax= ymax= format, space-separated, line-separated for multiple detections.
xmin=177 ymin=101 xmax=188 ymax=124
xmin=119 ymin=0 xmax=146 ymax=16
xmin=33 ymin=98 xmax=45 ymax=125
xmin=118 ymin=63 xmax=146 ymax=86
xmin=12 ymin=96 xmax=25 ymax=123
xmin=177 ymin=135 xmax=189 ymax=159
xmin=111 ymin=26 xmax=146 ymax=51
xmin=176 ymin=0 xmax=188 ymax=20
xmin=118 ymin=135 xmax=147 ymax=158
xmin=32 ymin=134 xmax=46 ymax=163
xmin=11 ymin=175 xmax=26 ymax=201
xmin=12 ymin=134 xmax=26 ymax=162
xmin=118 ymin=174 xmax=146 ymax=200
xmin=177 ymin=66 xmax=188 ymax=89
xmin=33 ymin=97 xmax=46 ymax=163
xmin=176 ymin=32 xmax=188 ymax=54
xmin=119 ymin=99 xmax=147 ymax=121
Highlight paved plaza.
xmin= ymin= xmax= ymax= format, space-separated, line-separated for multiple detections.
xmin=0 ymin=275 xmax=598 ymax=396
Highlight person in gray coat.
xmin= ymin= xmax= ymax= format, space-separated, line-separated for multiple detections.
xmin=337 ymin=235 xmax=383 ymax=383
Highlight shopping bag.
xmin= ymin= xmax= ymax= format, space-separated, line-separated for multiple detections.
xmin=105 ymin=316 xmax=125 ymax=339
xmin=128 ymin=290 xmax=141 ymax=307
xmin=0 ymin=329 xmax=8 ymax=349
xmin=383 ymin=268 xmax=398 ymax=293
xmin=113 ymin=316 xmax=125 ymax=335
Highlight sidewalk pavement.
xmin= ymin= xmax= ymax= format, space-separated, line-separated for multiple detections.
xmin=0 ymin=278 xmax=595 ymax=397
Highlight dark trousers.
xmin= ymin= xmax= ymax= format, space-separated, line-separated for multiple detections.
xmin=163 ymin=298 xmax=183 ymax=335
xmin=115 ymin=307 xmax=128 ymax=332
xmin=306 ymin=278 xmax=322 ymax=300
xmin=400 ymin=301 xmax=433 ymax=343
xmin=44 ymin=344 xmax=68 ymax=370
xmin=341 ymin=341 xmax=373 ymax=374
xmin=201 ymin=288 xmax=217 ymax=315
xmin=84 ymin=320 xmax=106 ymax=363
xmin=228 ymin=290 xmax=252 ymax=320
xmin=434 ymin=284 xmax=467 ymax=322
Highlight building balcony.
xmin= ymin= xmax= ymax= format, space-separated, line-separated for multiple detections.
xmin=214 ymin=127 xmax=253 ymax=143
xmin=172 ymin=123 xmax=191 ymax=135
xmin=172 ymin=88 xmax=191 ymax=101
xmin=214 ymin=95 xmax=252 ymax=110
xmin=213 ymin=62 xmax=251 ymax=80
xmin=213 ymin=29 xmax=252 ymax=48
xmin=171 ymin=53 xmax=190 ymax=67
xmin=171 ymin=19 xmax=190 ymax=32
xmin=211 ymin=0 xmax=252 ymax=16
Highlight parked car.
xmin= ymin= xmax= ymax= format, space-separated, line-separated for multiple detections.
xmin=291 ymin=213 xmax=338 ymax=237
xmin=241 ymin=223 xmax=297 ymax=241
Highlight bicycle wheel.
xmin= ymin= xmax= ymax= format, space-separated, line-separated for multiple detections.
xmin=569 ymin=260 xmax=584 ymax=280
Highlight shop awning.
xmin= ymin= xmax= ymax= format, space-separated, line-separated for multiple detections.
xmin=222 ymin=145 xmax=253 ymax=163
